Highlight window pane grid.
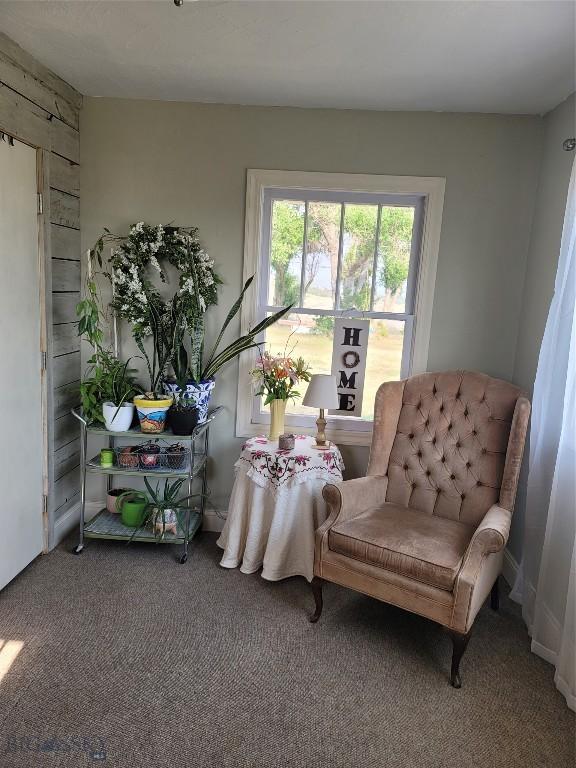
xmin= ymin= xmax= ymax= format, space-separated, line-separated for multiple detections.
xmin=258 ymin=188 xmax=424 ymax=430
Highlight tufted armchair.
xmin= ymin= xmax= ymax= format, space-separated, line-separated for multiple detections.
xmin=310 ymin=371 xmax=530 ymax=687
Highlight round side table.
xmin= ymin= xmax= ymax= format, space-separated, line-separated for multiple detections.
xmin=217 ymin=435 xmax=344 ymax=582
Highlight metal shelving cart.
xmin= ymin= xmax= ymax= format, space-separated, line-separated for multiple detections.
xmin=71 ymin=407 xmax=222 ymax=563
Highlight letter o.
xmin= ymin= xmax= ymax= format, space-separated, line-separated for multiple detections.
xmin=342 ymin=350 xmax=360 ymax=369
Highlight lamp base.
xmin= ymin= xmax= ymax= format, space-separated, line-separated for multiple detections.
xmin=312 ymin=409 xmax=331 ymax=449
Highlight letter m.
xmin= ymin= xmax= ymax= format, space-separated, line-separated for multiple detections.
xmin=338 ymin=371 xmax=358 ymax=389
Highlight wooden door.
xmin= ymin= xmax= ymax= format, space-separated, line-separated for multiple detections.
xmin=0 ymin=136 xmax=44 ymax=590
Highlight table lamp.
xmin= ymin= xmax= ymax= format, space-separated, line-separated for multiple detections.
xmin=303 ymin=374 xmax=339 ymax=448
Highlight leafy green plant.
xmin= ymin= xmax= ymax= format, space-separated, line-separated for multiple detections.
xmin=76 ymin=251 xmax=141 ymax=424
xmin=165 ymin=274 xmax=294 ymax=392
xmin=79 ymin=352 xmax=139 ymax=426
xmin=199 ymin=276 xmax=293 ymax=381
xmin=142 ymin=477 xmax=197 ymax=540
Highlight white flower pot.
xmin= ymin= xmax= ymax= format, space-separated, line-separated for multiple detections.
xmin=102 ymin=402 xmax=134 ymax=432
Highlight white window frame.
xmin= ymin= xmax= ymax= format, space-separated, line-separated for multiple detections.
xmin=236 ymin=170 xmax=445 ymax=447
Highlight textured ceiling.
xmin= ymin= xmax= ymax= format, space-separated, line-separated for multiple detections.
xmin=0 ymin=0 xmax=574 ymax=114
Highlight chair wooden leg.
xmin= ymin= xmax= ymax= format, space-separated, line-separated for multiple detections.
xmin=490 ymin=579 xmax=500 ymax=611
xmin=449 ymin=629 xmax=472 ymax=688
xmin=309 ymin=577 xmax=323 ymax=623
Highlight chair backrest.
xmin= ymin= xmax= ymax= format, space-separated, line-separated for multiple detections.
xmin=377 ymin=371 xmax=527 ymax=527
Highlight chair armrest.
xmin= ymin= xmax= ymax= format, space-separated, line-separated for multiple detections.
xmin=321 ymin=475 xmax=388 ymax=530
xmin=451 ymin=504 xmax=512 ymax=631
xmin=315 ymin=477 xmax=388 ymax=571
xmin=463 ymin=504 xmax=512 ymax=562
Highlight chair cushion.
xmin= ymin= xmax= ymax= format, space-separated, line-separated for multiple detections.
xmin=328 ymin=503 xmax=475 ymax=591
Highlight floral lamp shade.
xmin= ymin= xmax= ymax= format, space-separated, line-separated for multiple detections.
xmin=303 ymin=374 xmax=339 ymax=410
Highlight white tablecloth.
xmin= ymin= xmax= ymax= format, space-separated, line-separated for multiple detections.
xmin=217 ymin=435 xmax=344 ymax=582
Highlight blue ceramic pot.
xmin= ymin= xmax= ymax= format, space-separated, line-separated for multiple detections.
xmin=162 ymin=379 xmax=215 ymax=423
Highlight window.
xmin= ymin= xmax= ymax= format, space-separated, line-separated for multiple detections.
xmin=238 ymin=171 xmax=445 ymax=445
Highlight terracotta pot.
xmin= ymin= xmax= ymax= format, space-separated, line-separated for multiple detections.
xmin=107 ymin=488 xmax=132 ymax=514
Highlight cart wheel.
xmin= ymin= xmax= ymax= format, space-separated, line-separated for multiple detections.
xmin=179 ymin=552 xmax=188 ymax=564
xmin=72 ymin=544 xmax=84 ymax=555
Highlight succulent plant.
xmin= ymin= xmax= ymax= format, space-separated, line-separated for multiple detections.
xmin=166 ymin=443 xmax=187 ymax=470
xmin=118 ymin=446 xmax=139 ymax=469
xmin=139 ymin=441 xmax=161 ymax=469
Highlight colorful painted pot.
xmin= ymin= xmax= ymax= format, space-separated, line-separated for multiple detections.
xmin=133 ymin=396 xmax=173 ymax=434
xmin=115 ymin=490 xmax=148 ymax=528
xmin=162 ymin=379 xmax=215 ymax=423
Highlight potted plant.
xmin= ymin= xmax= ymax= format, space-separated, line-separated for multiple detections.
xmin=90 ymin=222 xmax=220 ymax=398
xmin=76 ymin=265 xmax=140 ymax=429
xmin=166 ymin=443 xmax=188 ymax=470
xmin=117 ymin=446 xmax=139 ymax=469
xmin=138 ymin=441 xmax=161 ymax=469
xmin=251 ymin=352 xmax=311 ymax=440
xmin=142 ymin=477 xmax=195 ymax=539
xmin=88 ymin=224 xmax=292 ymax=425
xmin=133 ymin=393 xmax=173 ymax=434
xmin=107 ymin=487 xmax=132 ymax=514
xmin=164 ymin=274 xmax=292 ymax=422
xmin=78 ymin=351 xmax=139 ymax=430
xmin=168 ymin=393 xmax=199 ymax=436
xmin=165 ymin=318 xmax=200 ymax=434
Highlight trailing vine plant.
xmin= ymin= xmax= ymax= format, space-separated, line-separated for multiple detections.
xmin=76 ymin=254 xmax=139 ymax=424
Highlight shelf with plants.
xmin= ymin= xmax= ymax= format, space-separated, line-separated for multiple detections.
xmin=73 ymin=221 xmax=290 ymax=564
xmin=84 ymin=507 xmax=202 ymax=546
xmin=85 ymin=453 xmax=206 ymax=478
xmin=73 ymin=407 xmax=219 ymax=564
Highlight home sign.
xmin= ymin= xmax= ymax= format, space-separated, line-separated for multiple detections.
xmin=330 ymin=317 xmax=369 ymax=417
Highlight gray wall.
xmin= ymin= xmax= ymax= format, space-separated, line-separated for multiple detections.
xmin=80 ymin=97 xmax=543 ymax=513
xmin=508 ymin=93 xmax=575 ymax=560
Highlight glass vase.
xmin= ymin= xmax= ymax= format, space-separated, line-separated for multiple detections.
xmin=268 ymin=399 xmax=287 ymax=441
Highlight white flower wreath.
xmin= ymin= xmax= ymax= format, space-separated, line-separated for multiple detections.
xmin=108 ymin=222 xmax=221 ymax=338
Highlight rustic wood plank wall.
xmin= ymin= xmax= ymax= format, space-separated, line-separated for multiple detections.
xmin=0 ymin=31 xmax=82 ymax=547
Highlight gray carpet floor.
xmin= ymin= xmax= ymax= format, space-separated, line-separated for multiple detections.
xmin=0 ymin=533 xmax=574 ymax=768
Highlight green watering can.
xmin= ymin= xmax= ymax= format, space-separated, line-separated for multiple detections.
xmin=116 ymin=491 xmax=148 ymax=528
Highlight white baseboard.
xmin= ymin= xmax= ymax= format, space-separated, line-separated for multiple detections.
xmin=203 ymin=509 xmax=226 ymax=532
xmin=502 ymin=547 xmax=519 ymax=588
